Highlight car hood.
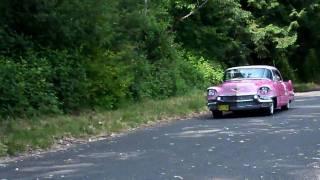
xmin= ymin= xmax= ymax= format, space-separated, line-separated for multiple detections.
xmin=218 ymin=79 xmax=272 ymax=96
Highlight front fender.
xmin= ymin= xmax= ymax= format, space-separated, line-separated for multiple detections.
xmin=207 ymin=86 xmax=221 ymax=100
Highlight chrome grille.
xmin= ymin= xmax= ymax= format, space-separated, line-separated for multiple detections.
xmin=220 ymin=95 xmax=254 ymax=102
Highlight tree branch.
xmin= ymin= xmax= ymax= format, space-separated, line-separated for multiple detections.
xmin=144 ymin=0 xmax=148 ymax=15
xmin=179 ymin=0 xmax=209 ymax=21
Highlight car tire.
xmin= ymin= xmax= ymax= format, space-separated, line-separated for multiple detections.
xmin=265 ymin=101 xmax=274 ymax=115
xmin=212 ymin=110 xmax=223 ymax=119
xmin=282 ymin=101 xmax=290 ymax=110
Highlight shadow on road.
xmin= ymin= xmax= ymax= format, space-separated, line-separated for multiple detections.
xmin=201 ymin=109 xmax=289 ymax=121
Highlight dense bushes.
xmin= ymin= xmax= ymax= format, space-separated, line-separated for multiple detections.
xmin=180 ymin=53 xmax=224 ymax=89
xmin=0 ymin=0 xmax=224 ymax=117
xmin=0 ymin=50 xmax=222 ymax=117
xmin=0 ymin=50 xmax=89 ymax=116
xmin=1 ymin=0 xmax=319 ymax=117
xmin=303 ymin=49 xmax=320 ymax=83
xmin=0 ymin=55 xmax=58 ymax=117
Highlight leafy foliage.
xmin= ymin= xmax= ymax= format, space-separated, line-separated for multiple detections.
xmin=0 ymin=0 xmax=319 ymax=117
xmin=0 ymin=0 xmax=223 ymax=117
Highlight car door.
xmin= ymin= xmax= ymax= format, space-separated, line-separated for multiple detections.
xmin=272 ymin=70 xmax=286 ymax=106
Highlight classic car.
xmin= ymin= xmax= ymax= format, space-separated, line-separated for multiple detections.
xmin=207 ymin=65 xmax=294 ymax=118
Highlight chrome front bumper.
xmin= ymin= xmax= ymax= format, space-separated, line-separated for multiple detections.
xmin=208 ymin=95 xmax=273 ymax=111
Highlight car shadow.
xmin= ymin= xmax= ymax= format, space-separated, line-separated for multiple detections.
xmin=202 ymin=109 xmax=289 ymax=120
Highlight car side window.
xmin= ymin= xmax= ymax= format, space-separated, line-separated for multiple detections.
xmin=272 ymin=70 xmax=282 ymax=81
xmin=265 ymin=69 xmax=272 ymax=80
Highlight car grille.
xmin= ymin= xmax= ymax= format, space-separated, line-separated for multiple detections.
xmin=229 ymin=101 xmax=257 ymax=106
xmin=220 ymin=95 xmax=255 ymax=102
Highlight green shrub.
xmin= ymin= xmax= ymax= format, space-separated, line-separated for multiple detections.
xmin=0 ymin=50 xmax=89 ymax=117
xmin=180 ymin=52 xmax=224 ymax=89
xmin=0 ymin=55 xmax=59 ymax=117
xmin=294 ymin=82 xmax=320 ymax=92
xmin=276 ymin=55 xmax=296 ymax=81
xmin=0 ymin=142 xmax=7 ymax=156
xmin=303 ymin=49 xmax=320 ymax=82
xmin=87 ymin=50 xmax=134 ymax=109
xmin=0 ymin=58 xmax=27 ymax=116
xmin=43 ymin=50 xmax=88 ymax=112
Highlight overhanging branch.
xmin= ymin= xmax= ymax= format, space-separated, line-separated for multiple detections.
xmin=179 ymin=0 xmax=209 ymax=21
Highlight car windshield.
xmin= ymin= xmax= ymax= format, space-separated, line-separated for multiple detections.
xmin=224 ymin=68 xmax=272 ymax=81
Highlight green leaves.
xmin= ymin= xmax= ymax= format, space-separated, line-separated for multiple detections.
xmin=248 ymin=0 xmax=279 ymax=10
xmin=249 ymin=23 xmax=297 ymax=50
xmin=275 ymin=34 xmax=297 ymax=49
xmin=0 ymin=0 xmax=320 ymax=118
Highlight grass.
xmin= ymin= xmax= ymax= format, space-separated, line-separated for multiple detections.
xmin=294 ymin=82 xmax=320 ymax=92
xmin=0 ymin=90 xmax=207 ymax=157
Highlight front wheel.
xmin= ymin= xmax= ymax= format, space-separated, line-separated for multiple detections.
xmin=212 ymin=110 xmax=223 ymax=119
xmin=265 ymin=101 xmax=274 ymax=115
xmin=281 ymin=101 xmax=290 ymax=110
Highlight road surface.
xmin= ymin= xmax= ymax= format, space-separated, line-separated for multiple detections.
xmin=1 ymin=91 xmax=320 ymax=180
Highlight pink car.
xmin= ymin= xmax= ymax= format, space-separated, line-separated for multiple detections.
xmin=207 ymin=65 xmax=294 ymax=118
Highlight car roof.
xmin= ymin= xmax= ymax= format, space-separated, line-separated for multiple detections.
xmin=226 ymin=65 xmax=278 ymax=71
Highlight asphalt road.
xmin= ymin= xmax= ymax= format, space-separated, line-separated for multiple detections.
xmin=1 ymin=92 xmax=320 ymax=180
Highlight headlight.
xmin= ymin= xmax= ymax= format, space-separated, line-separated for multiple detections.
xmin=208 ymin=89 xmax=217 ymax=96
xmin=258 ymin=87 xmax=271 ymax=95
